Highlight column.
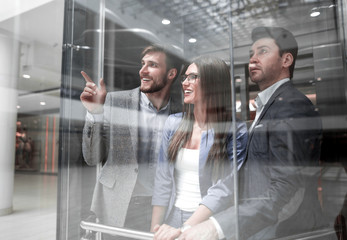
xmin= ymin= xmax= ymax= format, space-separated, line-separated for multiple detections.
xmin=0 ymin=32 xmax=19 ymax=216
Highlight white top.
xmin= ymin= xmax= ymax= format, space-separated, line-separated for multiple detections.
xmin=174 ymin=148 xmax=202 ymax=212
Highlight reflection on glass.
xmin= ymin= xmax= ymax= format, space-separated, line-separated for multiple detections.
xmin=55 ymin=0 xmax=347 ymax=239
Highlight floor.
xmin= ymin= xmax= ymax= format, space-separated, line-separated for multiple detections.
xmin=0 ymin=173 xmax=57 ymax=240
xmin=0 ymin=164 xmax=346 ymax=240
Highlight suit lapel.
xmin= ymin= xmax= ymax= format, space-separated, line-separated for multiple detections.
xmin=245 ymin=82 xmax=292 ymax=160
xmin=258 ymin=82 xmax=290 ymax=121
xmin=127 ymin=88 xmax=140 ymax=162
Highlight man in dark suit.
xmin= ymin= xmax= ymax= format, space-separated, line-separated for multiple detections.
xmin=80 ymin=44 xmax=182 ymax=238
xmin=177 ymin=27 xmax=324 ymax=240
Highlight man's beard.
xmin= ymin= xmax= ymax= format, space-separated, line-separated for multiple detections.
xmin=250 ymin=72 xmax=265 ymax=84
xmin=140 ymin=75 xmax=168 ymax=94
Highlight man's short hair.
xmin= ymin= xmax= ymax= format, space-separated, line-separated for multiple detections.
xmin=251 ymin=27 xmax=298 ymax=79
xmin=141 ymin=44 xmax=182 ymax=80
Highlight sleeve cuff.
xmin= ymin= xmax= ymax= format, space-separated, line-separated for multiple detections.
xmin=209 ymin=217 xmax=225 ymax=240
xmin=86 ymin=111 xmax=103 ymax=123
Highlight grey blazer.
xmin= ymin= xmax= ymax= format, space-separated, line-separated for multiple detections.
xmin=82 ymin=87 xmax=181 ymax=227
xmin=214 ymin=82 xmax=324 ymax=239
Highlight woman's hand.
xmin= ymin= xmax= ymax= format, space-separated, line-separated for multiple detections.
xmin=153 ymin=224 xmax=181 ymax=240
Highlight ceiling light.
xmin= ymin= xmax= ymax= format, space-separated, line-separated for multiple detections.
xmin=17 ymin=105 xmax=20 ymax=109
xmin=23 ymin=74 xmax=31 ymax=79
xmin=188 ymin=38 xmax=197 ymax=43
xmin=310 ymin=4 xmax=335 ymax=18
xmin=310 ymin=10 xmax=320 ymax=17
xmin=40 ymin=101 xmax=46 ymax=106
xmin=162 ymin=19 xmax=170 ymax=25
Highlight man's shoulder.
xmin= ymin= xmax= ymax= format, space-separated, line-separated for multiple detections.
xmin=108 ymin=87 xmax=140 ymax=98
xmin=268 ymin=83 xmax=320 ymax=121
xmin=107 ymin=87 xmax=140 ymax=104
xmin=104 ymin=88 xmax=140 ymax=111
xmin=274 ymin=82 xmax=313 ymax=106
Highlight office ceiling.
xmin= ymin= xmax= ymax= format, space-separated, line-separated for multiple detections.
xmin=116 ymin=0 xmax=336 ymax=55
xmin=0 ymin=0 xmax=64 ymax=114
xmin=0 ymin=0 xmax=339 ymax=114
xmin=106 ymin=0 xmax=338 ymax=99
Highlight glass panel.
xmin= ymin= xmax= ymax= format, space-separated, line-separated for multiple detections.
xmin=58 ymin=1 xmax=347 ymax=240
xmin=232 ymin=0 xmax=347 ymax=239
xmin=0 ymin=0 xmax=64 ymax=239
xmin=58 ymin=0 xmax=106 ymax=239
xmin=4 ymin=0 xmax=346 ymax=239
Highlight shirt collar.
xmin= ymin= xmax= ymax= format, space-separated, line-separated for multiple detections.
xmin=140 ymin=92 xmax=170 ymax=112
xmin=258 ymin=78 xmax=290 ymax=107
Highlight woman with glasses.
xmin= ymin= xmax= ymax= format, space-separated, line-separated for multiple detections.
xmin=151 ymin=56 xmax=248 ymax=240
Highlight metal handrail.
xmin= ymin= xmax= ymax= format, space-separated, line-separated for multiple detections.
xmin=80 ymin=221 xmax=154 ymax=240
xmin=81 ymin=220 xmax=336 ymax=240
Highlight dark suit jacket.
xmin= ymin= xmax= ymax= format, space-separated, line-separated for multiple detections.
xmin=214 ymin=82 xmax=324 ymax=239
xmin=82 ymin=87 xmax=181 ymax=227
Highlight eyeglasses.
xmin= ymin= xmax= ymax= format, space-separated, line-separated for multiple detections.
xmin=180 ymin=73 xmax=199 ymax=84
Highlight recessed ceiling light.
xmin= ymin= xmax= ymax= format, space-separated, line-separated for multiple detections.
xmin=23 ymin=74 xmax=31 ymax=79
xmin=188 ymin=38 xmax=197 ymax=43
xmin=310 ymin=11 xmax=320 ymax=17
xmin=40 ymin=101 xmax=46 ymax=106
xmin=162 ymin=19 xmax=171 ymax=25
xmin=17 ymin=105 xmax=20 ymax=109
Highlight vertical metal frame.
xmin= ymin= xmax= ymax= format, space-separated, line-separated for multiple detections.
xmin=227 ymin=1 xmax=239 ymax=239
xmin=58 ymin=0 xmax=107 ymax=239
xmin=57 ymin=0 xmax=75 ymax=239
xmin=96 ymin=0 xmax=105 ymax=178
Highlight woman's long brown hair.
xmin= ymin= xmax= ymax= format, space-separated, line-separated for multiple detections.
xmin=168 ymin=56 xmax=233 ymax=180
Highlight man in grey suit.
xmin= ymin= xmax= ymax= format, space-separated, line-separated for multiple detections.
xmin=80 ymin=44 xmax=182 ymax=238
xmin=177 ymin=27 xmax=324 ymax=240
